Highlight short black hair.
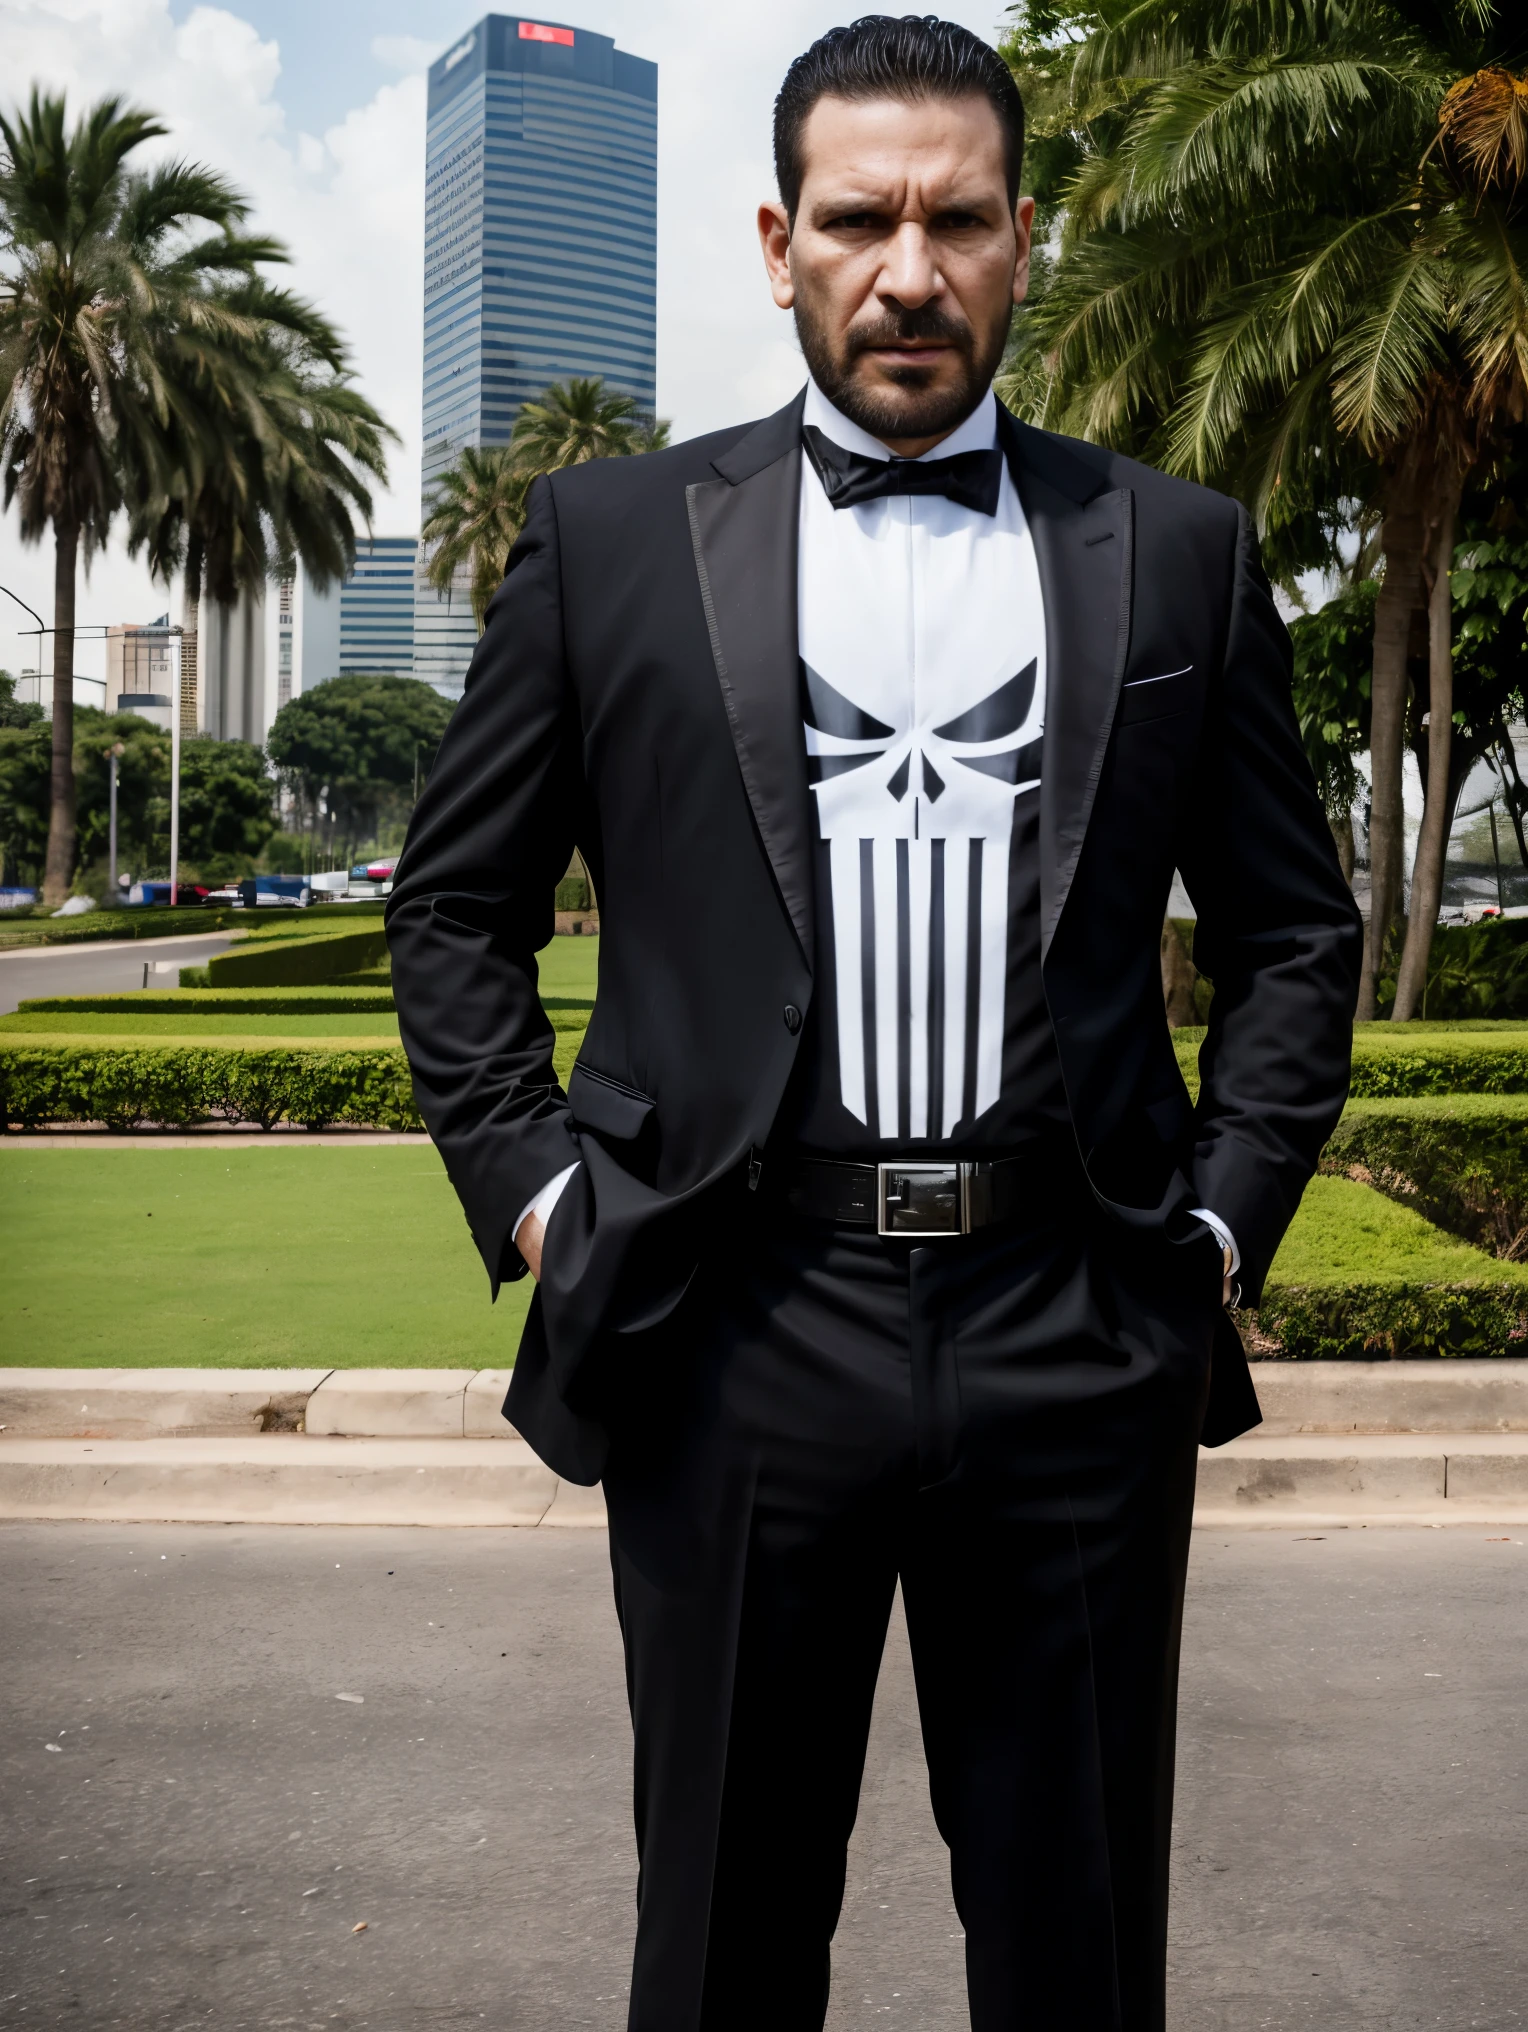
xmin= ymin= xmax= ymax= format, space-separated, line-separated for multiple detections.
xmin=774 ymin=15 xmax=1026 ymax=222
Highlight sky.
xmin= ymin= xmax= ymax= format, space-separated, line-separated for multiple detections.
xmin=0 ymin=0 xmax=1014 ymax=682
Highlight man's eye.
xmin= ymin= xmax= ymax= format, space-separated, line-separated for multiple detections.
xmin=827 ymin=212 xmax=881 ymax=231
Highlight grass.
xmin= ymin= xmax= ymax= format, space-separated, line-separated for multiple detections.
xmin=0 ymin=1012 xmax=403 ymax=1039
xmin=1268 ymin=1175 xmax=1528 ymax=1289
xmin=0 ymin=1146 xmax=532 ymax=1369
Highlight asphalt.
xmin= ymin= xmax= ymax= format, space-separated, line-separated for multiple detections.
xmin=2 ymin=1525 xmax=1524 ymax=2031
xmin=0 ymin=932 xmax=236 ymax=1014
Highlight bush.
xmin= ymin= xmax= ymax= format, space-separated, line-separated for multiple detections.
xmin=17 ymin=988 xmax=398 ymax=1016
xmin=1321 ymin=1095 xmax=1528 ymax=1257
xmin=1241 ymin=1176 xmax=1528 ymax=1359
xmin=0 ymin=1043 xmax=422 ymax=1133
xmin=555 ymin=874 xmax=591 ymax=911
xmin=1175 ymin=1022 xmax=1528 ymax=1098
xmin=207 ymin=925 xmax=388 ymax=987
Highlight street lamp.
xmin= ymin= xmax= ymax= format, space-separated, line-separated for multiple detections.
xmin=106 ymin=741 xmax=125 ymax=895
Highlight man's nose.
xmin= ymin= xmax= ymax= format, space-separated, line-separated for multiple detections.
xmin=878 ymin=222 xmax=941 ymax=308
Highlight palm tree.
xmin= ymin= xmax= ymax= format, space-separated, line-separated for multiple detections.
xmin=509 ymin=374 xmax=668 ymax=470
xmin=130 ymin=274 xmax=393 ymax=684
xmin=0 ymin=90 xmax=270 ymax=902
xmin=420 ymin=445 xmax=530 ymax=631
xmin=1005 ymin=0 xmax=1528 ymax=1017
xmin=423 ymin=378 xmax=670 ymax=633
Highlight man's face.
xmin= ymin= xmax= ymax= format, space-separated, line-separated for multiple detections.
xmin=759 ymin=93 xmax=1034 ymax=455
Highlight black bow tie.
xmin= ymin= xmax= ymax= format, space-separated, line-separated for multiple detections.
xmin=802 ymin=423 xmax=1004 ymax=516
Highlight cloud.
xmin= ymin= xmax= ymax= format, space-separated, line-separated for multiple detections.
xmin=0 ymin=0 xmax=426 ymax=675
xmin=371 ymin=34 xmax=436 ymax=75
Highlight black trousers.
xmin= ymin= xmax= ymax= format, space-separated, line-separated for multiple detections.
xmin=602 ymin=1186 xmax=1219 ymax=2032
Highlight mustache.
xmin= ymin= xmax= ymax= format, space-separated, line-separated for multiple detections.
xmin=843 ymin=306 xmax=975 ymax=357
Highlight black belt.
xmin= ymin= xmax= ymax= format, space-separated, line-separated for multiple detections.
xmin=780 ymin=1154 xmax=1049 ymax=1238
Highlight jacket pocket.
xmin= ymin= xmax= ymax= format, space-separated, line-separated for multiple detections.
xmin=1117 ymin=665 xmax=1194 ymax=726
xmin=567 ymin=1061 xmax=656 ymax=1142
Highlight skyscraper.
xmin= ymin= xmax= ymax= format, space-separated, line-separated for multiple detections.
xmin=415 ymin=14 xmax=658 ymax=696
xmin=340 ymin=537 xmax=419 ymax=675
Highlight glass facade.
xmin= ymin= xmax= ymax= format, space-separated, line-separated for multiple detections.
xmin=417 ymin=14 xmax=657 ymax=695
xmin=340 ymin=537 xmax=419 ymax=675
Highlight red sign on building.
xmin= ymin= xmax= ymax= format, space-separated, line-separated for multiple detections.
xmin=519 ymin=21 xmax=574 ymax=44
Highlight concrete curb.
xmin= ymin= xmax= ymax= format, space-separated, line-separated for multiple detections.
xmin=6 ymin=1365 xmax=1528 ymax=1530
xmin=0 ymin=1438 xmax=579 ymax=1528
xmin=2 ymin=1431 xmax=1528 ymax=1531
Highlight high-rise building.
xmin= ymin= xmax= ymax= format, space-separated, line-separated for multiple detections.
xmin=340 ymin=537 xmax=418 ymax=675
xmin=198 ymin=566 xmax=339 ymax=743
xmin=416 ymin=14 xmax=658 ymax=695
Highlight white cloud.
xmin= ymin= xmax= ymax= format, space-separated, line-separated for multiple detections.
xmin=0 ymin=0 xmax=1007 ymax=678
xmin=372 ymin=34 xmax=437 ymax=74
xmin=0 ymin=0 xmax=426 ymax=676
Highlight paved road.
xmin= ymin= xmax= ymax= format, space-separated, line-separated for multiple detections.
xmin=0 ymin=932 xmax=236 ymax=1014
xmin=3 ymin=1525 xmax=1524 ymax=2030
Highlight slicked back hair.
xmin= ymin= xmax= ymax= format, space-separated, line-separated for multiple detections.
xmin=774 ymin=15 xmax=1026 ymax=223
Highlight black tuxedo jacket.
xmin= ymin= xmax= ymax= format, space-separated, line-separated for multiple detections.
xmin=386 ymin=392 xmax=1363 ymax=1484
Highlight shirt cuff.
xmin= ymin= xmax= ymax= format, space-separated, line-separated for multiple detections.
xmin=513 ymin=1162 xmax=579 ymax=1246
xmin=1190 ymin=1207 xmax=1240 ymax=1276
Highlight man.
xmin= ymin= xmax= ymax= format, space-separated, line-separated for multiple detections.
xmin=387 ymin=17 xmax=1362 ymax=2030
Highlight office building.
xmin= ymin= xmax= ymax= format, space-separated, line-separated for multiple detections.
xmin=198 ymin=566 xmax=340 ymax=744
xmin=339 ymin=537 xmax=418 ymax=674
xmin=417 ymin=14 xmax=658 ymax=694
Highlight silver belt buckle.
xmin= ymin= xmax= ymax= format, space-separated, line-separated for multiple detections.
xmin=877 ymin=1161 xmax=970 ymax=1238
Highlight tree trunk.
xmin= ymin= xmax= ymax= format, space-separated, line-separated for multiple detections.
xmin=1392 ymin=476 xmax=1464 ymax=1021
xmin=1360 ymin=471 xmax=1427 ymax=1016
xmin=42 ymin=518 xmax=80 ymax=906
xmin=1160 ymin=917 xmax=1199 ymax=1028
xmin=1330 ymin=808 xmax=1356 ymax=884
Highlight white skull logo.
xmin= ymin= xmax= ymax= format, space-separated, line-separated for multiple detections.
xmin=804 ymin=657 xmax=1043 ymax=1138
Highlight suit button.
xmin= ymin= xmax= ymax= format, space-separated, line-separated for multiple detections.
xmin=783 ymin=1004 xmax=803 ymax=1034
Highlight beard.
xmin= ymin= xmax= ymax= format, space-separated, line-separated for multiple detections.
xmin=794 ymin=295 xmax=1011 ymax=442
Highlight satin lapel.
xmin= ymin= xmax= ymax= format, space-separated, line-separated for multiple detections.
xmin=686 ymin=442 xmax=813 ymax=966
xmin=1013 ymin=448 xmax=1134 ymax=959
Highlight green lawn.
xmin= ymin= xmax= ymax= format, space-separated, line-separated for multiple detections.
xmin=1267 ymin=1174 xmax=1528 ymax=1289
xmin=0 ymin=1011 xmax=403 ymax=1039
xmin=533 ymin=933 xmax=597 ymax=1003
xmin=0 ymin=1146 xmax=533 ymax=1368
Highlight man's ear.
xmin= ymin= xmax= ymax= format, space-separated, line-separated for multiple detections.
xmin=1012 ymin=193 xmax=1036 ymax=308
xmin=758 ymin=199 xmax=795 ymax=309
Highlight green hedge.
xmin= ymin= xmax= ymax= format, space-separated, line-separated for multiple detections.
xmin=18 ymin=988 xmax=398 ymax=1016
xmin=0 ymin=1043 xmax=421 ymax=1133
xmin=555 ymin=875 xmax=591 ymax=911
xmin=206 ymin=924 xmax=388 ymax=987
xmin=1321 ymin=1095 xmax=1528 ymax=1258
xmin=1175 ymin=1022 xmax=1528 ymax=1097
xmin=1241 ymin=1176 xmax=1528 ymax=1359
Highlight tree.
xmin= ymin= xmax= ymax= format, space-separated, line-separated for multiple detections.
xmin=1003 ymin=0 xmax=1528 ymax=1018
xmin=266 ymin=674 xmax=454 ymax=861
xmin=422 ymin=377 xmax=671 ymax=635
xmin=0 ymin=668 xmax=44 ymax=727
xmin=420 ymin=446 xmax=530 ymax=631
xmin=129 ymin=274 xmax=393 ymax=670
xmin=0 ymin=90 xmax=271 ymax=902
xmin=509 ymin=374 xmax=669 ymax=471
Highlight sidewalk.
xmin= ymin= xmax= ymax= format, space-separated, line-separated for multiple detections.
xmin=4 ymin=1361 xmax=1528 ymax=1527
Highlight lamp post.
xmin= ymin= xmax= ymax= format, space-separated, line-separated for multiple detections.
xmin=168 ymin=631 xmax=182 ymax=903
xmin=107 ymin=741 xmax=125 ymax=895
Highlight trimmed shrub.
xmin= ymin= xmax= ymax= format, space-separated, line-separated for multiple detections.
xmin=207 ymin=925 xmax=388 ymax=987
xmin=18 ymin=988 xmax=398 ymax=1016
xmin=1175 ymin=1022 xmax=1528 ymax=1098
xmin=1321 ymin=1095 xmax=1528 ymax=1258
xmin=1240 ymin=1176 xmax=1528 ymax=1360
xmin=555 ymin=874 xmax=591 ymax=911
xmin=0 ymin=1043 xmax=422 ymax=1132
